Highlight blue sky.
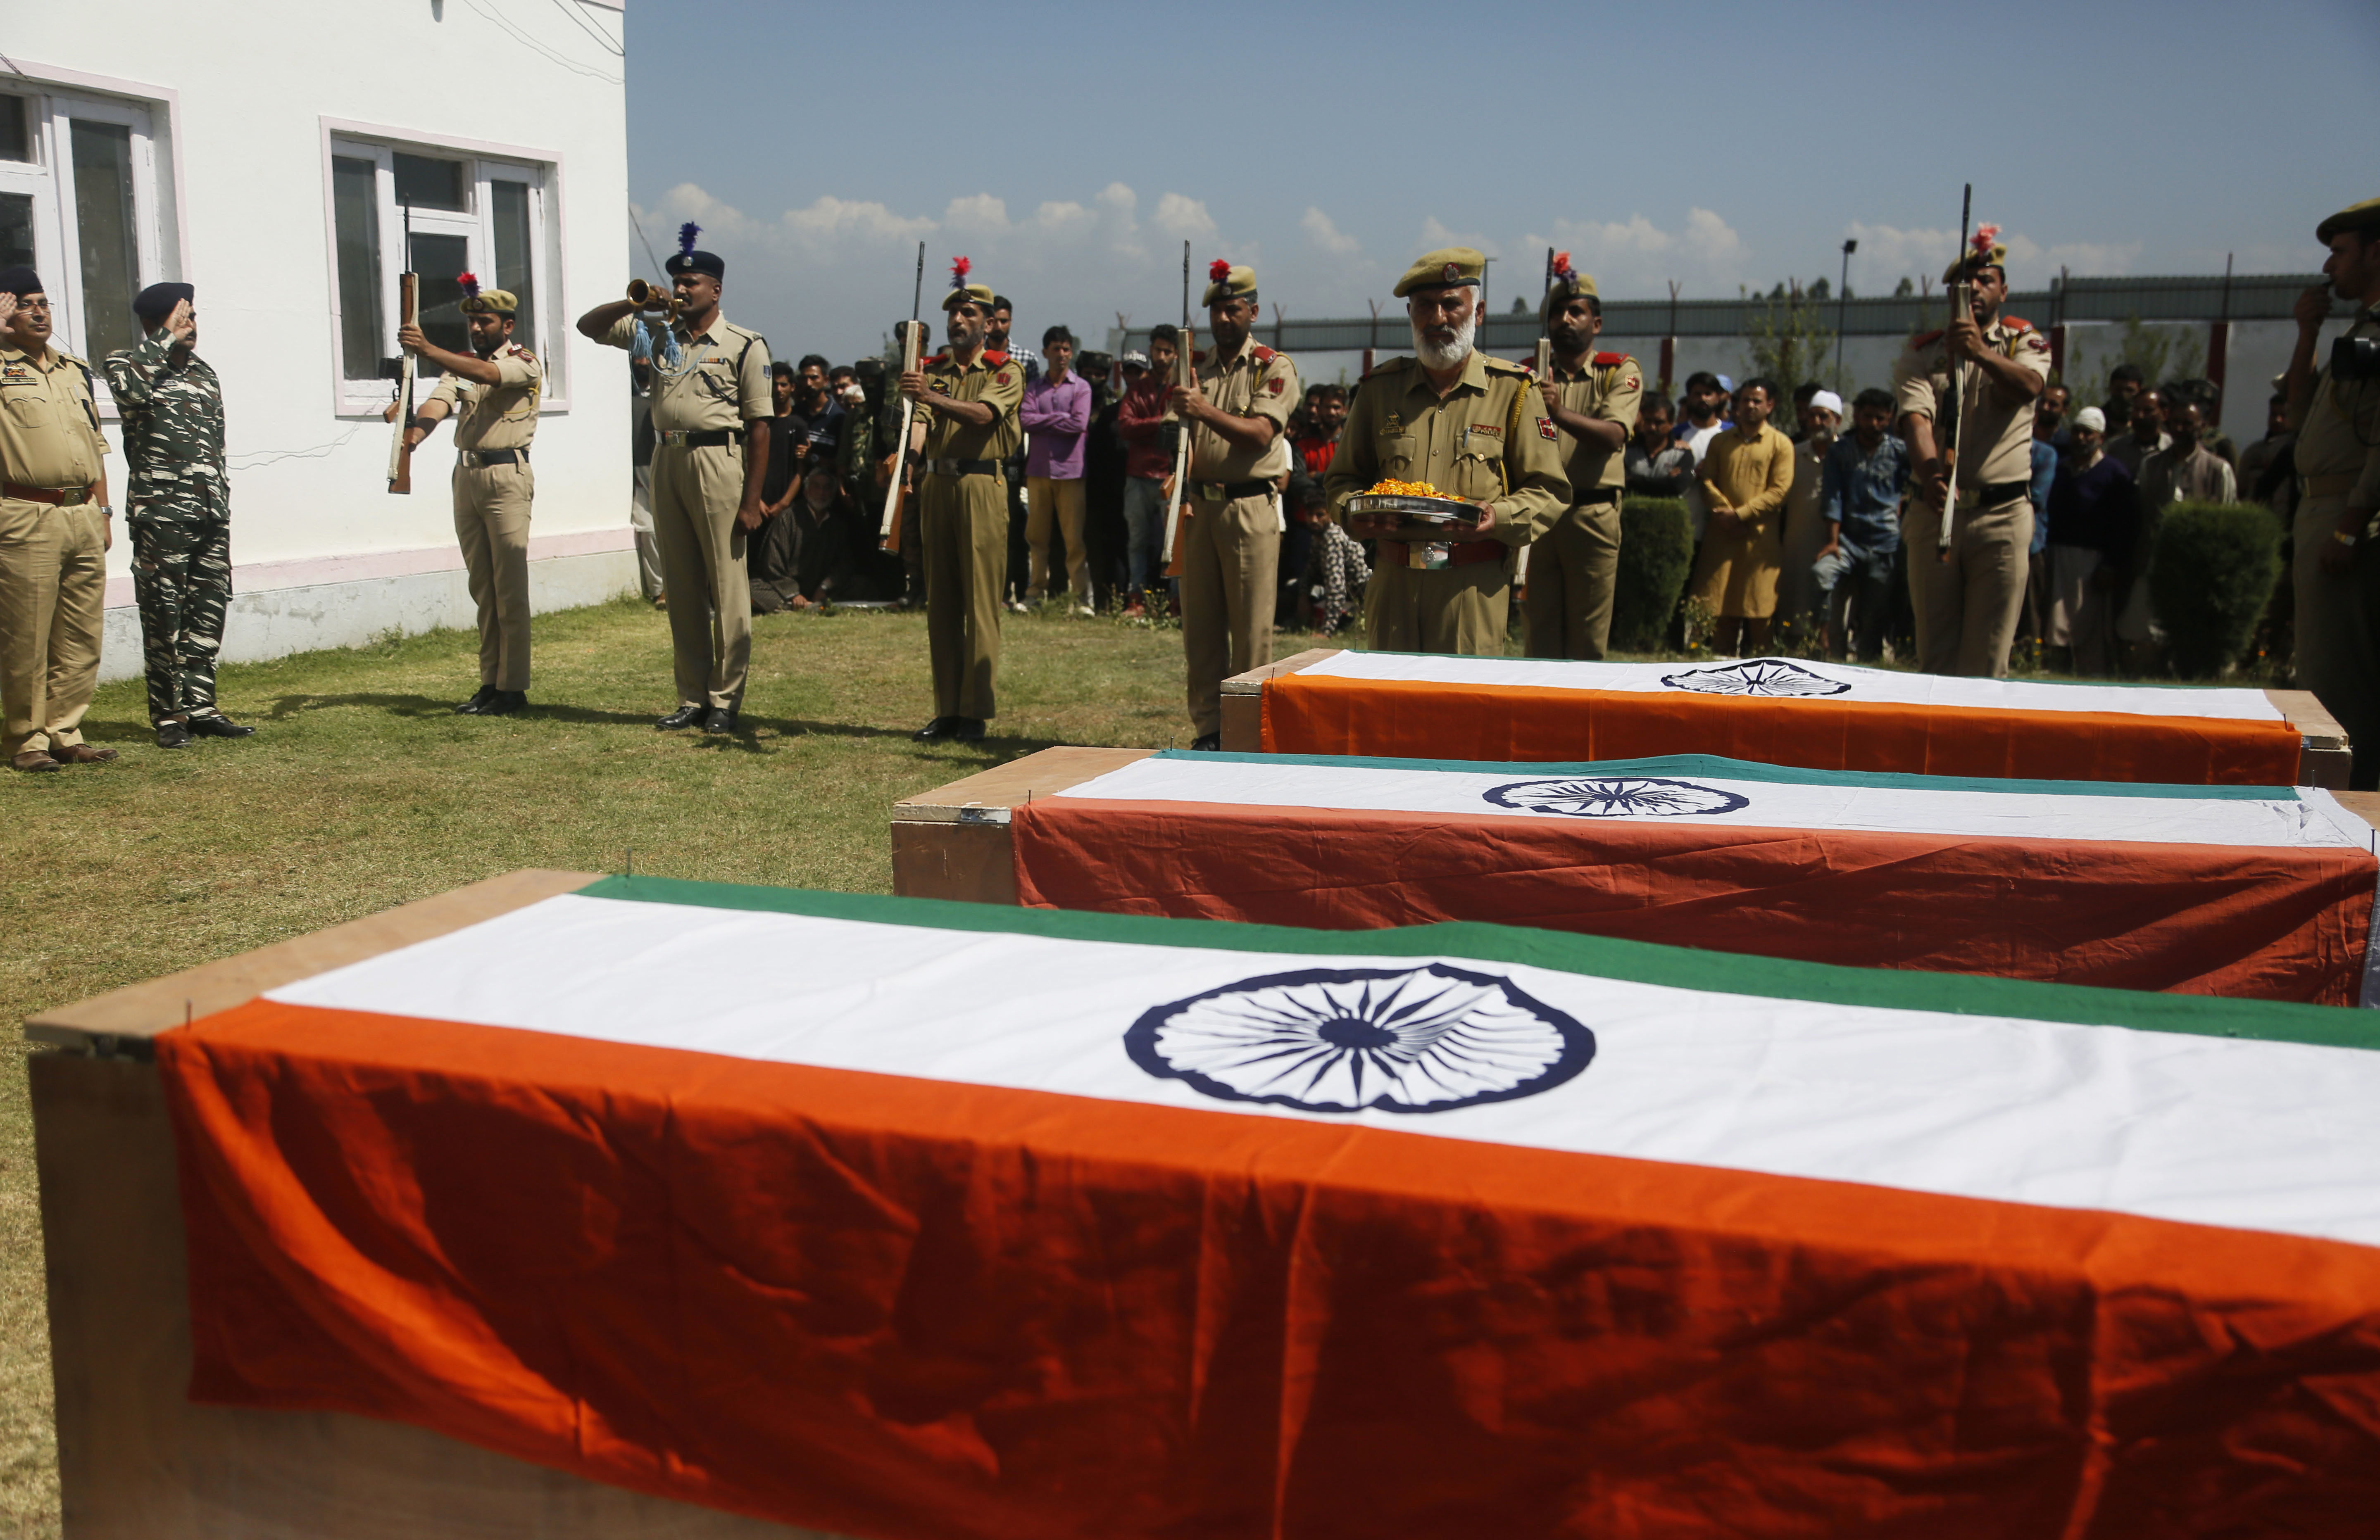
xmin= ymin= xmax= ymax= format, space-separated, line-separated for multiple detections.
xmin=584 ymin=0 xmax=2378 ymax=360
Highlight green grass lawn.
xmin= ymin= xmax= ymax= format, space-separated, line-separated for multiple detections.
xmin=0 ymin=594 xmax=1216 ymax=1538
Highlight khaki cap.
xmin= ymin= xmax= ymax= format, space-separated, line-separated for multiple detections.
xmin=1202 ymin=261 xmax=1257 ymax=307
xmin=460 ymin=288 xmax=519 ymax=315
xmin=1393 ymin=246 xmax=1486 ymax=299
xmin=1542 ymin=255 xmax=1598 ymax=323
xmin=2316 ymin=197 xmax=2380 ymax=244
xmin=942 ymin=283 xmax=995 ymax=313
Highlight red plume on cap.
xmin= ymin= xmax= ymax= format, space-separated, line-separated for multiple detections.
xmin=1971 ymin=223 xmax=2000 ymax=254
xmin=676 ymin=222 xmax=701 ymax=255
xmin=1209 ymin=258 xmax=1232 ymax=284
xmin=950 ymin=255 xmax=972 ymax=287
xmin=1551 ymin=251 xmax=1575 ymax=282
xmin=456 ymin=271 xmax=481 ymax=299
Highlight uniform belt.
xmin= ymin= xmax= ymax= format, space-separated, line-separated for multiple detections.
xmin=1964 ymin=479 xmax=2031 ymax=506
xmin=1193 ymin=478 xmax=1273 ymax=501
xmin=925 ymin=458 xmax=1000 ymax=477
xmin=1446 ymin=539 xmax=1504 ymax=566
xmin=459 ymin=448 xmax=528 ymax=468
xmin=656 ymin=429 xmax=741 ymax=449
xmin=2301 ymin=472 xmax=2359 ymax=498
xmin=1 ymin=481 xmax=91 ymax=506
xmin=1571 ymin=487 xmax=1620 ymax=508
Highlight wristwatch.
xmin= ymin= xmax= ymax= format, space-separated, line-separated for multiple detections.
xmin=2332 ymin=529 xmax=2359 ymax=547
xmin=96 ymin=504 xmax=113 ymax=518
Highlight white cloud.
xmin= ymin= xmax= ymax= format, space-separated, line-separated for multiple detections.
xmin=1153 ymin=192 xmax=1217 ymax=242
xmin=1302 ymin=206 xmax=1360 ymax=255
xmin=1843 ymin=222 xmax=2142 ymax=292
xmin=1526 ymin=207 xmax=1750 ymax=296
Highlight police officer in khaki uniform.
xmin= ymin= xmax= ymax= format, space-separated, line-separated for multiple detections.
xmin=579 ymin=231 xmax=771 ymax=732
xmin=401 ymin=277 xmax=542 ymax=715
xmin=2285 ymin=195 xmax=2380 ymax=785
xmin=1324 ymin=247 xmax=1570 ymax=654
xmin=0 ymin=267 xmax=117 ymax=772
xmin=1524 ymin=260 xmax=1641 ymax=659
xmin=1172 ymin=260 xmax=1297 ymax=749
xmin=1891 ymin=231 xmax=2050 ymax=677
xmin=901 ymin=268 xmax=1024 ymax=742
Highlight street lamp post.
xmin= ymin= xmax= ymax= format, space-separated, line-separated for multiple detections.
xmin=1835 ymin=239 xmax=1856 ymax=386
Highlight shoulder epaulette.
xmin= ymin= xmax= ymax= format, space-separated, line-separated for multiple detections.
xmin=1482 ymin=356 xmax=1528 ymax=375
xmin=1368 ymin=356 xmax=1413 ymax=377
xmin=982 ymin=349 xmax=1010 ymax=367
xmin=1592 ymin=351 xmax=1632 ymax=368
xmin=1252 ymin=345 xmax=1277 ymax=365
xmin=926 ymin=349 xmax=952 ymax=365
xmin=1911 ymin=328 xmax=1945 ymax=349
xmin=2001 ymin=316 xmax=2032 ymax=333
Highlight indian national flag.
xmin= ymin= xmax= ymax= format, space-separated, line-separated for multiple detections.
xmin=159 ymin=878 xmax=2380 ymax=1539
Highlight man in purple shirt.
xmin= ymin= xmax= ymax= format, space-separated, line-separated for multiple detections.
xmin=1020 ymin=325 xmax=1092 ymax=612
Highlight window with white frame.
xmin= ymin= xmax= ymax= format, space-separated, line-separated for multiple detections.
xmin=326 ymin=135 xmax=559 ymax=414
xmin=0 ymin=85 xmax=175 ymax=401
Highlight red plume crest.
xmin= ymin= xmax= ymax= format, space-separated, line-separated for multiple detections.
xmin=949 ymin=255 xmax=972 ymax=286
xmin=1551 ymin=251 xmax=1575 ymax=281
xmin=1208 ymin=258 xmax=1232 ymax=284
xmin=456 ymin=271 xmax=481 ymax=299
xmin=1971 ymin=223 xmax=2000 ymax=254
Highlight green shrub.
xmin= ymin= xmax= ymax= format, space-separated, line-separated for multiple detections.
xmin=1612 ymin=497 xmax=1693 ymax=651
xmin=2146 ymin=501 xmax=2283 ymax=678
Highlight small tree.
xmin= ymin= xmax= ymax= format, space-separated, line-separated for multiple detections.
xmin=2147 ymin=502 xmax=2282 ymax=678
xmin=1613 ymin=498 xmax=1693 ymax=652
xmin=1743 ymin=279 xmax=1843 ymax=395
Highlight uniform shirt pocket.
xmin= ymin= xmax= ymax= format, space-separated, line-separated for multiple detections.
xmin=1451 ymin=451 xmax=1502 ymax=500
xmin=1376 ymin=433 xmax=1417 ymax=477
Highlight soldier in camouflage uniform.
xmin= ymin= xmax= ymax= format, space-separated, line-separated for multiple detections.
xmin=104 ymin=283 xmax=252 ymax=749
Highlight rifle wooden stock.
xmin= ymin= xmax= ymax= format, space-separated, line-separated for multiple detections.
xmin=880 ymin=320 xmax=919 ymax=551
xmin=387 ymin=271 xmax=417 ymax=495
xmin=1939 ymin=276 xmax=1970 ymax=555
xmin=1159 ymin=327 xmax=1195 ymax=575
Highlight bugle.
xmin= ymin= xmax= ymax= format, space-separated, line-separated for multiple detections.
xmin=626 ymin=278 xmax=681 ymax=319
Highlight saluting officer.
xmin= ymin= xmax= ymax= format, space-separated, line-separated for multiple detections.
xmin=1173 ymin=260 xmax=1298 ymax=750
xmin=0 ymin=267 xmax=116 ymax=772
xmin=402 ymin=275 xmax=542 ymax=715
xmin=1323 ymin=247 xmax=1570 ymax=654
xmin=1524 ymin=259 xmax=1641 ymax=659
xmin=1891 ymin=228 xmax=2050 ymax=677
xmin=106 ymin=282 xmax=252 ymax=748
xmin=578 ymin=228 xmax=771 ymax=732
xmin=902 ymin=264 xmax=1024 ymax=743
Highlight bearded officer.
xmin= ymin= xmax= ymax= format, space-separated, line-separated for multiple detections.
xmin=1891 ymin=226 xmax=2049 ymax=677
xmin=1524 ymin=257 xmax=1641 ymax=659
xmin=578 ymin=226 xmax=771 ymax=732
xmin=1173 ymin=259 xmax=1297 ymax=750
xmin=1323 ymin=247 xmax=1569 ymax=654
xmin=401 ymin=274 xmax=541 ymax=715
xmin=901 ymin=263 xmax=1024 ymax=742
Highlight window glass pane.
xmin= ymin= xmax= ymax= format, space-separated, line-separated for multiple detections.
xmin=332 ymin=155 xmax=383 ymax=380
xmin=69 ymin=119 xmax=140 ymax=361
xmin=0 ymin=95 xmax=31 ymax=164
xmin=491 ymin=179 xmax=535 ymax=356
xmin=392 ymin=152 xmax=467 ymax=213
xmin=409 ymin=231 xmax=472 ymax=372
xmin=0 ymin=194 xmax=32 ymax=272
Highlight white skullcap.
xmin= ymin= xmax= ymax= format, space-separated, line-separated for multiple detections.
xmin=2073 ymin=406 xmax=2106 ymax=433
xmin=1810 ymin=390 xmax=1844 ymax=417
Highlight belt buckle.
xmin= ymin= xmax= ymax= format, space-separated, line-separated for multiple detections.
xmin=1198 ymin=482 xmax=1224 ymax=503
xmin=60 ymin=487 xmax=89 ymax=507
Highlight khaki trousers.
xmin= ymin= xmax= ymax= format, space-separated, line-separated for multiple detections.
xmin=0 ymin=496 xmax=106 ymax=757
xmin=921 ymin=470 xmax=1008 ymax=720
xmin=1365 ymin=556 xmax=1510 ymax=655
xmin=1522 ymin=499 xmax=1621 ymax=660
xmin=1025 ymin=475 xmax=1089 ymax=603
xmin=2293 ymin=493 xmax=2380 ymax=764
xmin=453 ymin=460 xmax=533 ymax=692
xmin=648 ymin=442 xmax=751 ymax=710
xmin=1180 ymin=492 xmax=1278 ymax=737
xmin=1903 ymin=493 xmax=2031 ymax=677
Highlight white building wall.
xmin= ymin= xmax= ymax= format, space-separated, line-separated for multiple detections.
xmin=5 ymin=0 xmax=633 ymax=680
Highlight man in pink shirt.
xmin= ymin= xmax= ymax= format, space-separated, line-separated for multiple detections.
xmin=1113 ymin=325 xmax=1180 ymax=615
xmin=1019 ymin=325 xmax=1092 ymax=612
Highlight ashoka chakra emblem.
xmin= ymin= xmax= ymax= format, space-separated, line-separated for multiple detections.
xmin=1485 ymin=776 xmax=1748 ymax=818
xmin=1126 ymin=963 xmax=1593 ymax=1115
xmin=1659 ymin=658 xmax=1851 ymax=697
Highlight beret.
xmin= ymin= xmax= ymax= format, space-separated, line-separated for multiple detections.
xmin=1201 ymin=262 xmax=1257 ymax=308
xmin=134 ymin=281 xmax=194 ymax=326
xmin=460 ymin=288 xmax=519 ymax=316
xmin=664 ymin=248 xmax=726 ymax=280
xmin=0 ymin=266 xmax=43 ymax=299
xmin=1541 ymin=264 xmax=1599 ymax=325
xmin=2316 ymin=197 xmax=2380 ymax=244
xmin=942 ymin=282 xmax=996 ymax=313
xmin=1393 ymin=247 xmax=1486 ymax=299
xmin=1943 ymin=242 xmax=2009 ymax=284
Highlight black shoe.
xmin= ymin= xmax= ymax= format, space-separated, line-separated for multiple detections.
xmin=454 ymin=685 xmax=498 ymax=715
xmin=186 ymin=714 xmax=255 ymax=738
xmin=913 ymin=717 xmax=952 ymax=741
xmin=478 ymin=691 xmax=527 ymax=717
xmin=1190 ymin=732 xmax=1221 ymax=751
xmin=656 ymin=703 xmax=706 ymax=731
xmin=155 ymin=721 xmax=193 ymax=749
xmin=702 ymin=705 xmax=738 ymax=734
xmin=949 ymin=717 xmax=986 ymax=742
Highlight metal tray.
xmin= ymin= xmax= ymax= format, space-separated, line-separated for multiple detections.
xmin=1343 ymin=492 xmax=1476 ymax=523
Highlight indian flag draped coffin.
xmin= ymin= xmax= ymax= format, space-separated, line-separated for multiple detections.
xmin=158 ymin=879 xmax=2380 ymax=1538
xmin=1009 ymin=750 xmax=2380 ymax=1004
xmin=1261 ymin=651 xmax=2306 ymax=784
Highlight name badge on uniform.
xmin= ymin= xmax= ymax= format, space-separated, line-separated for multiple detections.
xmin=1466 ymin=424 xmax=1502 ymax=448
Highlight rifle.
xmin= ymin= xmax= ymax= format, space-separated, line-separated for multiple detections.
xmin=386 ymin=203 xmax=416 ymax=494
xmin=1521 ymin=247 xmax=1554 ymax=593
xmin=1160 ymin=240 xmax=1193 ymax=575
xmin=879 ymin=241 xmax=926 ymax=551
xmin=1937 ymin=183 xmax=1971 ymax=556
